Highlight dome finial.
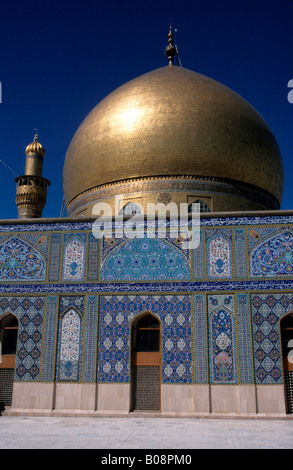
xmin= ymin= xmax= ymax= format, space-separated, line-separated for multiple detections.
xmin=34 ymin=128 xmax=39 ymax=142
xmin=164 ymin=24 xmax=177 ymax=64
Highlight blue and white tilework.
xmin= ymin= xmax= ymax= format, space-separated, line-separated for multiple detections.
xmin=100 ymin=237 xmax=191 ymax=281
xmin=0 ymin=236 xmax=46 ymax=281
xmin=62 ymin=234 xmax=86 ymax=281
xmin=193 ymin=294 xmax=208 ymax=383
xmin=98 ymin=295 xmax=192 ymax=384
xmin=56 ymin=296 xmax=84 ymax=381
xmin=250 ymin=230 xmax=293 ymax=277
xmin=206 ymin=230 xmax=232 ymax=279
xmin=0 ymin=296 xmax=45 ymax=381
xmin=251 ymin=292 xmax=293 ymax=384
xmin=208 ymin=294 xmax=237 ymax=383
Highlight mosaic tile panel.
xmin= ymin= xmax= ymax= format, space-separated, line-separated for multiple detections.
xmin=0 ymin=296 xmax=45 ymax=381
xmin=82 ymin=296 xmax=99 ymax=382
xmin=56 ymin=296 xmax=84 ymax=381
xmin=208 ymin=295 xmax=237 ymax=383
xmin=98 ymin=295 xmax=192 ymax=384
xmin=100 ymin=237 xmax=191 ymax=281
xmin=0 ymin=236 xmax=46 ymax=281
xmin=251 ymin=292 xmax=293 ymax=384
xmin=48 ymin=233 xmax=62 ymax=281
xmin=193 ymin=228 xmax=205 ymax=279
xmin=62 ymin=235 xmax=86 ymax=281
xmin=234 ymin=228 xmax=247 ymax=278
xmin=87 ymin=233 xmax=99 ymax=281
xmin=236 ymin=293 xmax=254 ymax=383
xmin=19 ymin=232 xmax=49 ymax=258
xmin=250 ymin=230 xmax=293 ymax=277
xmin=193 ymin=294 xmax=208 ymax=383
xmin=206 ymin=232 xmax=232 ymax=279
xmin=40 ymin=296 xmax=58 ymax=381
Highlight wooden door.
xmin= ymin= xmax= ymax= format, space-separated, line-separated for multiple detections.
xmin=131 ymin=314 xmax=161 ymax=411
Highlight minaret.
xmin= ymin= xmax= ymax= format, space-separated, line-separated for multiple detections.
xmin=15 ymin=131 xmax=50 ymax=219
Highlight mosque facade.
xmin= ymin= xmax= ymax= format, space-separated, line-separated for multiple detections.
xmin=0 ymin=30 xmax=292 ymax=417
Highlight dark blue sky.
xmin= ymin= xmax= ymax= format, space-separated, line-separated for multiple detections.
xmin=0 ymin=0 xmax=292 ymax=219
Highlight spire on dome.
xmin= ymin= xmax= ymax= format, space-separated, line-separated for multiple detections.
xmin=164 ymin=24 xmax=177 ymax=64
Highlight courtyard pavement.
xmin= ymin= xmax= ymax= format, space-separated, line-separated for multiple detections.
xmin=0 ymin=414 xmax=293 ymax=450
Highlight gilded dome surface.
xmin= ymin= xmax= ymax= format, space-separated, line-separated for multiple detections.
xmin=63 ymin=65 xmax=284 ymax=210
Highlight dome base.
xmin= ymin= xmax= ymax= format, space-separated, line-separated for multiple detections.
xmin=67 ymin=175 xmax=280 ymax=218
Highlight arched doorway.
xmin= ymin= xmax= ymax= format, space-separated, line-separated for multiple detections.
xmin=131 ymin=313 xmax=161 ymax=411
xmin=0 ymin=314 xmax=18 ymax=406
xmin=281 ymin=313 xmax=293 ymax=414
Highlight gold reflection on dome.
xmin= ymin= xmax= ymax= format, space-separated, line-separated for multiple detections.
xmin=111 ymin=102 xmax=146 ymax=132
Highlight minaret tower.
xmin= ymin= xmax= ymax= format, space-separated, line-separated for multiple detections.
xmin=15 ymin=131 xmax=50 ymax=218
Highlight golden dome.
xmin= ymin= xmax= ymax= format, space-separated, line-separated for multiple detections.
xmin=63 ymin=65 xmax=284 ymax=214
xmin=26 ymin=132 xmax=45 ymax=157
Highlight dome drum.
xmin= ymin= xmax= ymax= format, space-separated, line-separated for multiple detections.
xmin=67 ymin=174 xmax=280 ymax=218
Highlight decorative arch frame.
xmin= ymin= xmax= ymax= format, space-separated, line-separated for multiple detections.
xmin=57 ymin=307 xmax=83 ymax=381
xmin=207 ymin=233 xmax=232 ymax=278
xmin=62 ymin=235 xmax=86 ymax=281
xmin=0 ymin=311 xmax=19 ymax=355
xmin=130 ymin=310 xmax=161 ymax=411
xmin=209 ymin=306 xmax=237 ymax=383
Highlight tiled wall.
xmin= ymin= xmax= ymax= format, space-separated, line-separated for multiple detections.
xmin=0 ymin=214 xmax=293 ymax=388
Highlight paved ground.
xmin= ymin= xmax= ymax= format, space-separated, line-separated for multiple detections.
xmin=0 ymin=415 xmax=293 ymax=449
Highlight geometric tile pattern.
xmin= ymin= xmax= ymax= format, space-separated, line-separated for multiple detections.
xmin=234 ymin=228 xmax=247 ymax=278
xmin=0 ymin=296 xmax=45 ymax=381
xmin=40 ymin=295 xmax=58 ymax=382
xmin=87 ymin=234 xmax=99 ymax=281
xmin=48 ymin=233 xmax=62 ymax=281
xmin=1 ymin=216 xmax=293 ymax=395
xmin=100 ymin=237 xmax=191 ymax=281
xmin=82 ymin=295 xmax=99 ymax=382
xmin=251 ymin=293 xmax=293 ymax=384
xmin=193 ymin=229 xmax=205 ymax=279
xmin=98 ymin=295 xmax=192 ymax=384
xmin=193 ymin=294 xmax=208 ymax=383
xmin=236 ymin=293 xmax=254 ymax=383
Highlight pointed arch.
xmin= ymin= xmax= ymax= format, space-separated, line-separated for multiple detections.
xmin=0 ymin=312 xmax=18 ymax=356
xmin=209 ymin=307 xmax=236 ymax=383
xmin=62 ymin=236 xmax=86 ymax=281
xmin=207 ymin=233 xmax=232 ymax=278
xmin=188 ymin=200 xmax=211 ymax=213
xmin=131 ymin=311 xmax=161 ymax=411
xmin=58 ymin=307 xmax=82 ymax=381
xmin=0 ymin=312 xmax=19 ymax=406
xmin=119 ymin=202 xmax=142 ymax=216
